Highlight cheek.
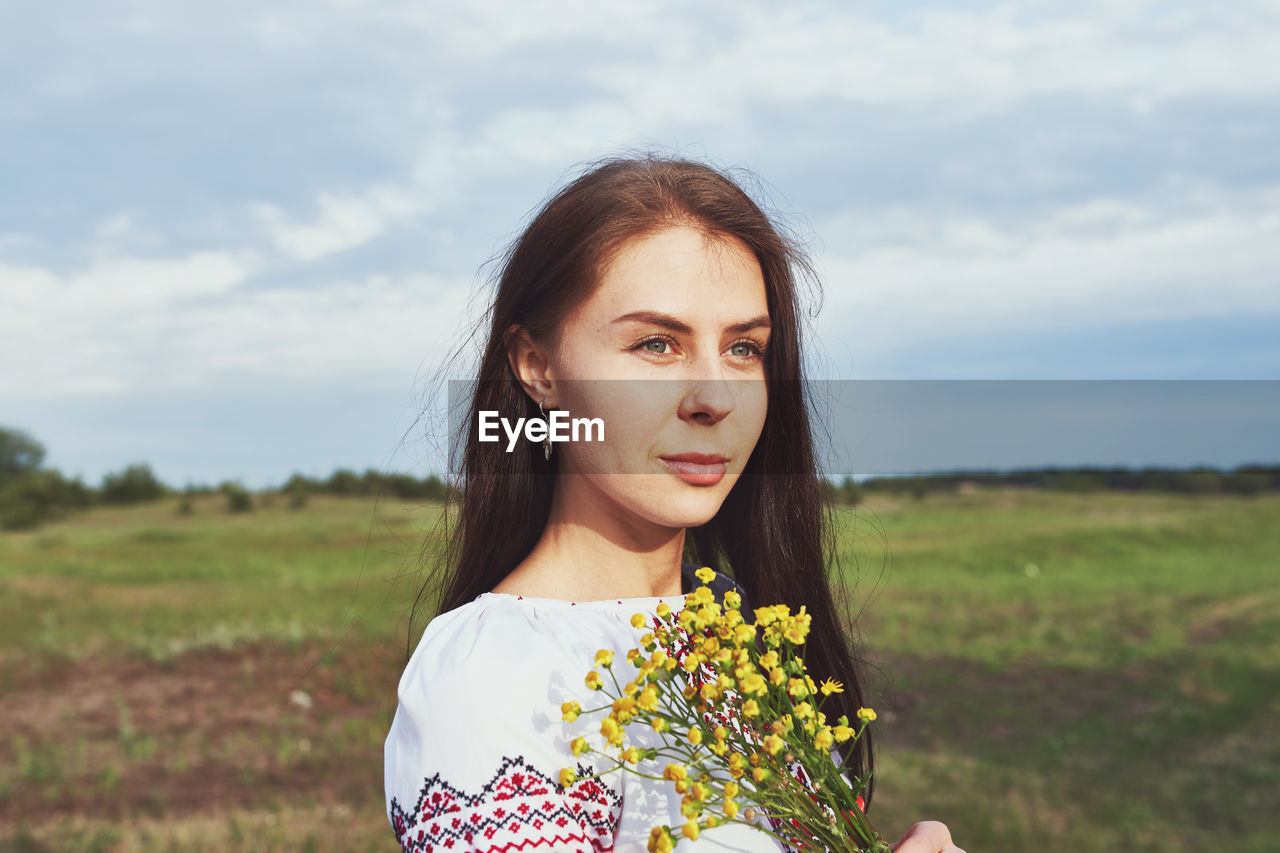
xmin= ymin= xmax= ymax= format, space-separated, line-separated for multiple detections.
xmin=559 ymin=381 xmax=670 ymax=470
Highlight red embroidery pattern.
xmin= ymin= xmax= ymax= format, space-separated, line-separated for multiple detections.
xmin=389 ymin=756 xmax=620 ymax=853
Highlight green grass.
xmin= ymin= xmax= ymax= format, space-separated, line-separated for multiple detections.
xmin=0 ymin=489 xmax=1276 ymax=851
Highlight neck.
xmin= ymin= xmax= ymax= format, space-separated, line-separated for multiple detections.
xmin=492 ymin=475 xmax=686 ymax=601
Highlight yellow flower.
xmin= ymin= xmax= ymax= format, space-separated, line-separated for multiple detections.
xmin=560 ymin=767 xmax=576 ymax=787
xmin=713 ymin=726 xmax=728 ymax=742
xmin=637 ymin=686 xmax=660 ymax=712
xmin=788 ymin=677 xmax=810 ymax=697
xmin=595 ymin=649 xmax=615 ymax=668
xmin=794 ymin=701 xmax=814 ymax=720
xmin=763 ymin=734 xmax=785 ymax=755
xmin=695 ymin=566 xmax=716 ymax=584
xmin=733 ymin=623 xmax=757 ymax=645
xmin=833 ymin=724 xmax=854 ymax=743
xmin=621 ymin=746 xmax=641 ymax=763
xmin=611 ymin=696 xmax=637 ymax=721
xmin=561 ymin=700 xmax=581 ymax=722
xmin=724 ymin=590 xmax=741 ymax=610
xmin=724 ymin=780 xmax=739 ymax=800
xmin=600 ymin=717 xmax=623 ymax=746
xmin=631 ymin=613 xmax=646 ymax=628
xmin=754 ymin=604 xmax=789 ymax=626
xmin=724 ymin=800 xmax=739 ymax=818
xmin=663 ymin=763 xmax=688 ymax=782
xmin=626 ymin=648 xmax=641 ymax=664
xmin=728 ymin=753 xmax=745 ymax=778
xmin=769 ymin=667 xmax=787 ymax=686
xmin=656 ymin=601 xmax=671 ymax=618
xmin=688 ymin=727 xmax=703 ymax=746
xmin=759 ymin=650 xmax=779 ymax=670
xmin=782 ymin=612 xmax=811 ymax=645
xmin=689 ymin=782 xmax=709 ymax=803
xmin=751 ymin=766 xmax=770 ymax=783
xmin=682 ymin=821 xmax=701 ymax=841
xmin=585 ymin=671 xmax=603 ymax=691
xmin=740 ymin=672 xmax=767 ymax=696
xmin=651 ymin=717 xmax=667 ymax=732
xmin=820 ymin=678 xmax=845 ymax=696
xmin=814 ymin=728 xmax=834 ymax=750
xmin=742 ymin=698 xmax=760 ymax=717
xmin=857 ymin=707 xmax=878 ymax=722
xmin=571 ymin=736 xmax=589 ymax=756
xmin=648 ymin=826 xmax=674 ymax=853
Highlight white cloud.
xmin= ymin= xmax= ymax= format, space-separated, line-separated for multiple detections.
xmin=252 ymin=185 xmax=427 ymax=262
xmin=0 ymin=244 xmax=471 ymax=396
xmin=813 ymin=183 xmax=1280 ymax=361
xmin=3 ymin=0 xmax=1278 ymax=406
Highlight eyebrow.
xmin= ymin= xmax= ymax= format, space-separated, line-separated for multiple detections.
xmin=611 ymin=310 xmax=772 ymax=336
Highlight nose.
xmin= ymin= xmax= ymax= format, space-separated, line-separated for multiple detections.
xmin=677 ymin=373 xmax=737 ymax=425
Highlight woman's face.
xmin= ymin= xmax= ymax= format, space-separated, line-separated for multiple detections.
xmin=543 ymin=223 xmax=771 ymax=530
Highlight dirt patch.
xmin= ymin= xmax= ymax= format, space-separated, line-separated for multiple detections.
xmin=0 ymin=640 xmax=404 ymax=824
xmin=1186 ymin=589 xmax=1280 ymax=642
xmin=861 ymin=649 xmax=1175 ymax=754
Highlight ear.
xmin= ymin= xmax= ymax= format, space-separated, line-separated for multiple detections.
xmin=504 ymin=323 xmax=557 ymax=408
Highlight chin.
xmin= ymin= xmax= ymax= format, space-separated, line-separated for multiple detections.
xmin=641 ymin=488 xmax=728 ymax=529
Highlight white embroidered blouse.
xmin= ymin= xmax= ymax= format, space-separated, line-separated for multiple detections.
xmin=384 ymin=580 xmax=786 ymax=852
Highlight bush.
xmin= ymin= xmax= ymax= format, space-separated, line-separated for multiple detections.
xmin=176 ymin=496 xmax=194 ymax=516
xmin=1225 ymin=471 xmax=1269 ymax=497
xmin=224 ymin=484 xmax=253 ymax=513
xmin=325 ymin=468 xmax=359 ymax=496
xmin=101 ymin=464 xmax=167 ymax=505
xmin=0 ymin=469 xmax=91 ymax=530
xmin=288 ymin=490 xmax=308 ymax=510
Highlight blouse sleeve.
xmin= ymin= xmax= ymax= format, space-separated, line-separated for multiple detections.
xmin=384 ymin=602 xmax=623 ymax=853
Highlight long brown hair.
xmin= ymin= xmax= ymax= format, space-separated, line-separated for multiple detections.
xmin=408 ymin=154 xmax=877 ymax=804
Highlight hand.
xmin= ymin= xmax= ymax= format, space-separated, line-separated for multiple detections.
xmin=890 ymin=820 xmax=965 ymax=853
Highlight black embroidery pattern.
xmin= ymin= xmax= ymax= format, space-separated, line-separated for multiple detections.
xmin=389 ymin=755 xmax=621 ymax=853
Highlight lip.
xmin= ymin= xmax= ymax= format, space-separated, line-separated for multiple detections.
xmin=658 ymin=453 xmax=729 ymax=486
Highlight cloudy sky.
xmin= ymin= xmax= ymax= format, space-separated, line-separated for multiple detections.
xmin=3 ymin=0 xmax=1278 ymax=487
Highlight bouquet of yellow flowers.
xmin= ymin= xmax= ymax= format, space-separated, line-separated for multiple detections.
xmin=560 ymin=567 xmax=892 ymax=852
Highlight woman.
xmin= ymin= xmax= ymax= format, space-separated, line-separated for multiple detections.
xmin=384 ymin=156 xmax=963 ymax=853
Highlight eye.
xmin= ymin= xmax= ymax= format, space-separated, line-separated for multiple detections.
xmin=728 ymin=339 xmax=769 ymax=360
xmin=631 ymin=335 xmax=677 ymax=355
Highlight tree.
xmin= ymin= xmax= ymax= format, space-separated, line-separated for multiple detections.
xmin=0 ymin=469 xmax=90 ymax=530
xmin=0 ymin=427 xmax=46 ymax=485
xmin=100 ymin=463 xmax=167 ymax=504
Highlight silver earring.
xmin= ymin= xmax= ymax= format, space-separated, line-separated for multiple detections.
xmin=538 ymin=397 xmax=552 ymax=461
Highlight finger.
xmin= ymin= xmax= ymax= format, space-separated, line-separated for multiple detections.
xmin=890 ymin=821 xmax=954 ymax=853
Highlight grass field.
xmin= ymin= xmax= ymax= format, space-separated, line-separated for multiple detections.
xmin=1 ymin=489 xmax=1276 ymax=851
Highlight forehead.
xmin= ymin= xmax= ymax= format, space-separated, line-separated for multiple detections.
xmin=586 ymin=225 xmax=768 ymax=318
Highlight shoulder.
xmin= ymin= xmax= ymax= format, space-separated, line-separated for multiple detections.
xmin=386 ymin=594 xmax=634 ymax=785
xmin=395 ymin=594 xmax=600 ymax=703
xmin=384 ymin=596 xmax=626 ymax=851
